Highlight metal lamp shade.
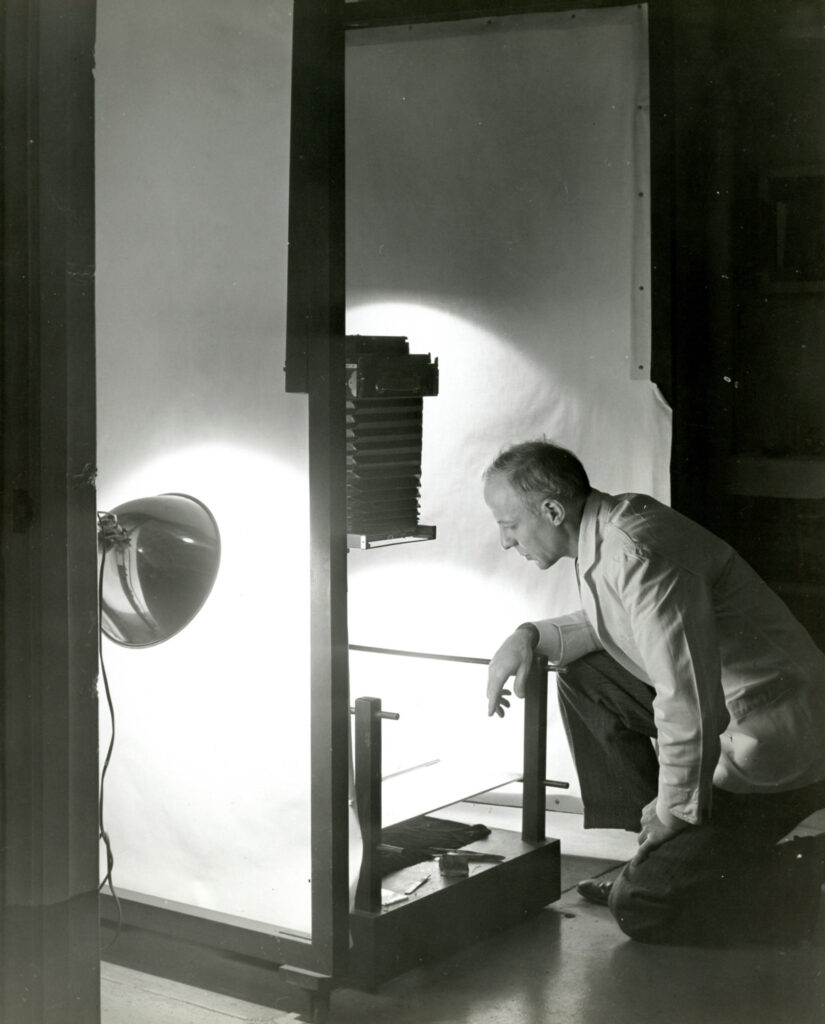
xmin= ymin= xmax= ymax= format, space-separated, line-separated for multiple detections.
xmin=100 ymin=493 xmax=221 ymax=647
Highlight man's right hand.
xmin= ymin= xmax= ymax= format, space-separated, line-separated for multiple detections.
xmin=486 ymin=629 xmax=536 ymax=717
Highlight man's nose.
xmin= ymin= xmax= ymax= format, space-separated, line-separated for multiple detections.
xmin=499 ymin=528 xmax=515 ymax=550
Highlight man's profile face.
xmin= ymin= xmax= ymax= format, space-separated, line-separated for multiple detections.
xmin=483 ymin=472 xmax=566 ymax=570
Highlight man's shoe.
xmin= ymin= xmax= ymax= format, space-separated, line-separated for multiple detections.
xmin=576 ymin=878 xmax=613 ymax=906
xmin=784 ymin=832 xmax=825 ymax=878
xmin=779 ymin=833 xmax=825 ymax=940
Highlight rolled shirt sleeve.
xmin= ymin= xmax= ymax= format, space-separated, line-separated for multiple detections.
xmin=533 ymin=611 xmax=603 ymax=667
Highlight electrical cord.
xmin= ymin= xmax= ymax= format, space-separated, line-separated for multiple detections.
xmin=98 ymin=543 xmax=123 ymax=951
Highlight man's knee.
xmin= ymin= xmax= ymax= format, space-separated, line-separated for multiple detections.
xmin=557 ymin=651 xmax=648 ymax=697
xmin=608 ymin=863 xmax=682 ymax=944
xmin=556 ymin=652 xmax=613 ymax=699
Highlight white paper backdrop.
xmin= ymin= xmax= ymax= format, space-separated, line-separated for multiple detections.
xmin=95 ymin=0 xmax=318 ymax=935
xmin=346 ymin=6 xmax=671 ymax=795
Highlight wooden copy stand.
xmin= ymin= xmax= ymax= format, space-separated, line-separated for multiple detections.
xmin=349 ymin=654 xmax=561 ymax=991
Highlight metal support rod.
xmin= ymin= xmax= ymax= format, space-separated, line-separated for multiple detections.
xmin=353 ymin=697 xmax=384 ymax=913
xmin=350 ymin=706 xmax=400 ymax=720
xmin=521 ymin=656 xmax=548 ymax=843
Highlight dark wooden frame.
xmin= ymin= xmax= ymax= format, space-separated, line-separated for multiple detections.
xmin=1 ymin=1 xmax=100 ymax=1022
xmin=299 ymin=0 xmax=351 ymax=974
xmin=280 ymin=0 xmax=673 ymax=993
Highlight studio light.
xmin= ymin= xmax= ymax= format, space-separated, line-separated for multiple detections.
xmin=98 ymin=493 xmax=221 ymax=648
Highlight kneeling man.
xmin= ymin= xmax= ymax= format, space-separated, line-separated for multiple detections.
xmin=484 ymin=440 xmax=825 ymax=945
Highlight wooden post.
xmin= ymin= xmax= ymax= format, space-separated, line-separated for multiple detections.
xmin=354 ymin=697 xmax=384 ymax=913
xmin=1 ymin=0 xmax=100 ymax=1020
xmin=521 ymin=655 xmax=548 ymax=843
xmin=286 ymin=0 xmax=351 ymax=980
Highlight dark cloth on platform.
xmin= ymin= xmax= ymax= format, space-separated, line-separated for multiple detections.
xmin=558 ymin=651 xmax=825 ymax=945
xmin=378 ymin=816 xmax=491 ymax=875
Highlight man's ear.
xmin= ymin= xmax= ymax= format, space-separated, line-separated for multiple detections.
xmin=540 ymin=497 xmax=566 ymax=526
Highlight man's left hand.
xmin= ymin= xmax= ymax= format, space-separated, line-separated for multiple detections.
xmin=631 ymin=800 xmax=689 ymax=866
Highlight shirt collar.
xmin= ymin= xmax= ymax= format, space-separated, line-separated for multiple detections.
xmin=577 ymin=489 xmax=606 ymax=575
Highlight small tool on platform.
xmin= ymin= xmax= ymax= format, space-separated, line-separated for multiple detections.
xmin=403 ymin=875 xmax=430 ymax=895
xmin=436 ymin=850 xmax=507 ymax=878
xmin=378 ymin=843 xmax=505 ymax=863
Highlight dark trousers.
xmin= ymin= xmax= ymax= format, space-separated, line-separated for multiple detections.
xmin=557 ymin=651 xmax=825 ymax=945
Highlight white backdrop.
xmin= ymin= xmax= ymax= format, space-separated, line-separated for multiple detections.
xmin=95 ymin=0 xmax=318 ymax=935
xmin=346 ymin=6 xmax=671 ymax=794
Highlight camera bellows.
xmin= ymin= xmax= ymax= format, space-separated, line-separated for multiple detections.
xmin=346 ymin=336 xmax=438 ymax=543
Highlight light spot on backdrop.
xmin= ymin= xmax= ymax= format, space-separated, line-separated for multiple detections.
xmin=345 ymin=298 xmax=669 ymax=793
xmin=346 ymin=301 xmax=585 ymax=791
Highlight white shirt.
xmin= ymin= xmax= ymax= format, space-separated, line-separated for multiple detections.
xmin=535 ymin=490 xmax=825 ymax=825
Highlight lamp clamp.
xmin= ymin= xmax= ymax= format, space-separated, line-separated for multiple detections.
xmin=97 ymin=511 xmax=130 ymax=549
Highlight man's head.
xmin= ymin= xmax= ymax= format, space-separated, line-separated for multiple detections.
xmin=482 ymin=440 xmax=590 ymax=570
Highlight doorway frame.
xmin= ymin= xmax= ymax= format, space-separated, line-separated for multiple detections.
xmin=1 ymin=1 xmax=101 ymax=1022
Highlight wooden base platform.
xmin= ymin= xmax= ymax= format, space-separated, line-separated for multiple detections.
xmin=350 ymin=827 xmax=560 ymax=990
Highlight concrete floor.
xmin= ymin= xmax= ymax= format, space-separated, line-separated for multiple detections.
xmin=102 ymin=806 xmax=825 ymax=1024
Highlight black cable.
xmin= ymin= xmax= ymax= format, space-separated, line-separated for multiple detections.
xmin=98 ymin=544 xmax=123 ymax=951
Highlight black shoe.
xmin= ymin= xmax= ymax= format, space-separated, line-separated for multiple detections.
xmin=576 ymin=878 xmax=613 ymax=906
xmin=777 ymin=834 xmax=825 ymax=943
xmin=779 ymin=832 xmax=825 ymax=882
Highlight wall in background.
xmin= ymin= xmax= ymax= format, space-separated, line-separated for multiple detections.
xmin=660 ymin=1 xmax=825 ymax=649
xmin=727 ymin=3 xmax=825 ymax=647
xmin=345 ymin=7 xmax=671 ymax=791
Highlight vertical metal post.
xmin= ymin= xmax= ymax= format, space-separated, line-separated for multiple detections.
xmin=286 ymin=0 xmax=350 ymax=979
xmin=354 ymin=698 xmax=383 ymax=913
xmin=521 ymin=655 xmax=548 ymax=843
